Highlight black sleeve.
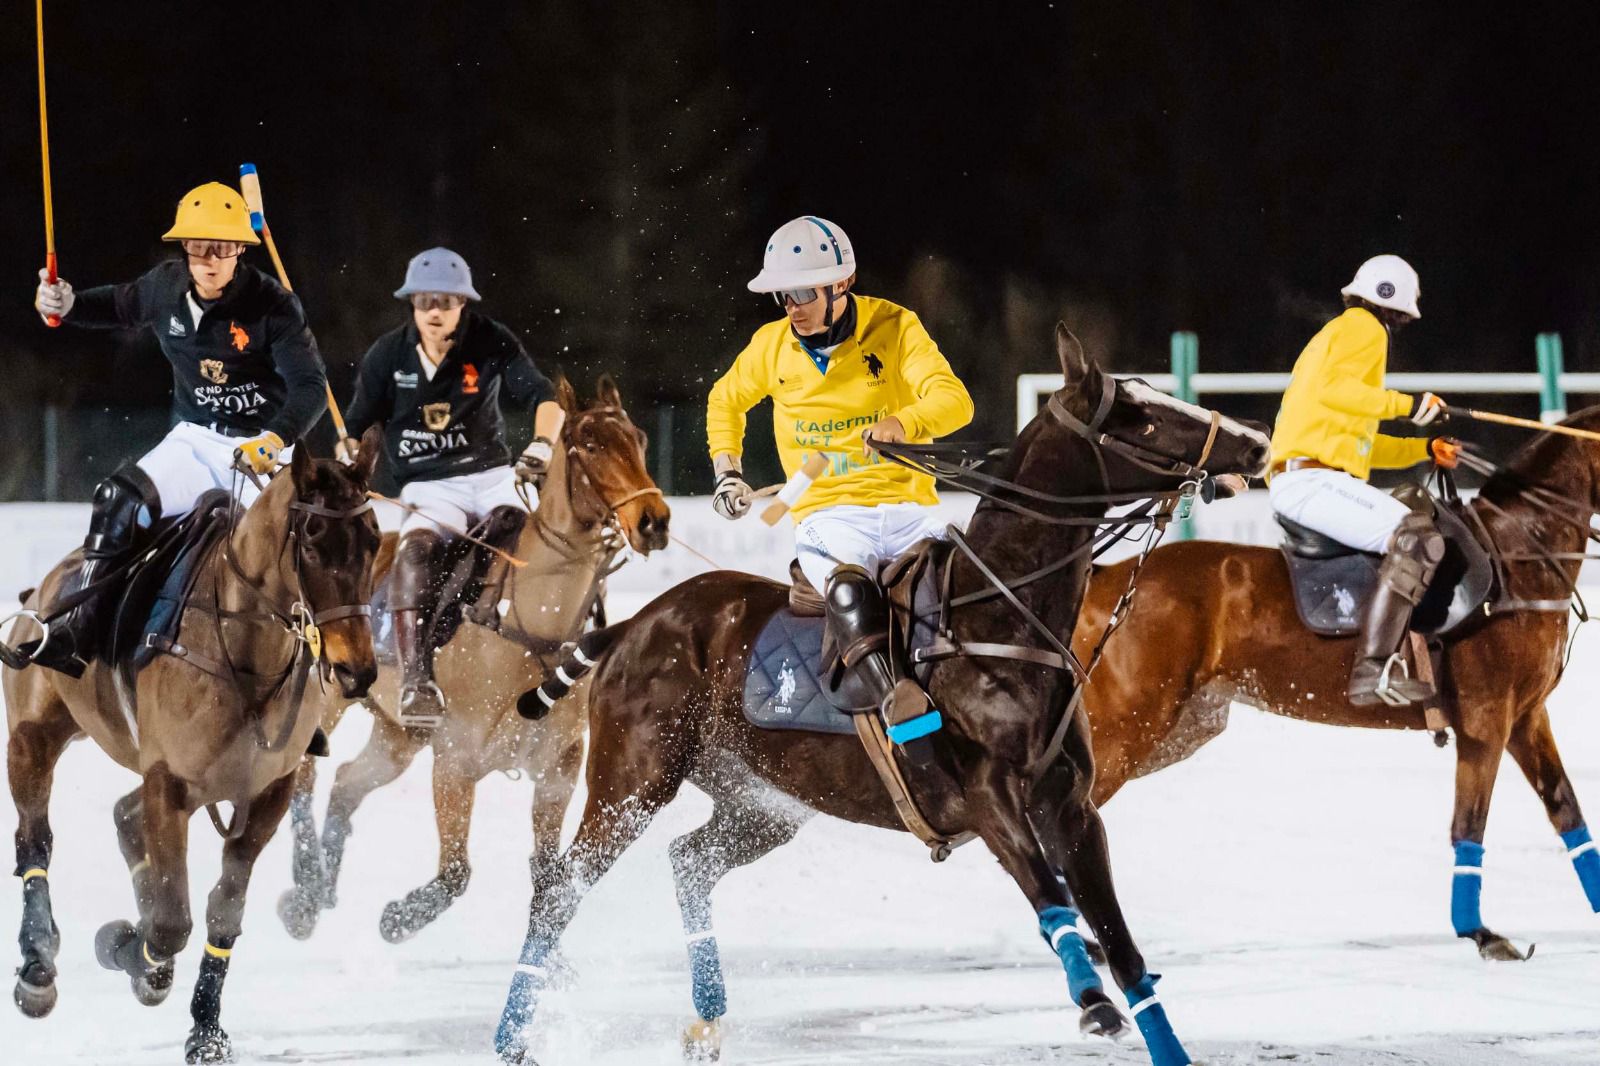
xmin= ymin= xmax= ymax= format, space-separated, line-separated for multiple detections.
xmin=498 ymin=326 xmax=557 ymax=411
xmin=262 ymin=293 xmax=329 ymax=443
xmin=343 ymin=338 xmax=394 ymax=440
xmin=68 ymin=269 xmax=161 ymax=330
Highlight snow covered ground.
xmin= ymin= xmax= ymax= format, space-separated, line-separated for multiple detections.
xmin=6 ymin=559 xmax=1600 ymax=1063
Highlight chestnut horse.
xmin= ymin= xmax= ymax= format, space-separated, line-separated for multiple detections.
xmin=6 ymin=434 xmax=384 ymax=1063
xmin=276 ymin=375 xmax=670 ymax=944
xmin=1073 ymin=415 xmax=1600 ymax=960
xmin=491 ymin=326 xmax=1271 ymax=1066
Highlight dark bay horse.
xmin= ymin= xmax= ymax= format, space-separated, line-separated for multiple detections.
xmin=277 ymin=375 xmax=670 ymax=944
xmin=6 ymin=433 xmax=383 ymax=1063
xmin=492 ymin=326 xmax=1271 ymax=1066
xmin=1072 ymin=415 xmax=1600 ymax=961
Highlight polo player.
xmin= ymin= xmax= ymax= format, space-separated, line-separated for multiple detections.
xmin=342 ymin=248 xmax=562 ymax=727
xmin=707 ymin=216 xmax=974 ymax=722
xmin=1268 ymin=254 xmax=1462 ymax=706
xmin=24 ymin=182 xmax=327 ymax=677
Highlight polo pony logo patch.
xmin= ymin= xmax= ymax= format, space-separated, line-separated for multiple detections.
xmin=462 ymin=363 xmax=480 ymax=394
xmin=229 ymin=322 xmax=250 ymax=352
xmin=423 ymin=402 xmax=452 ymax=431
xmin=863 ymin=352 xmax=883 ymax=379
xmin=200 ymin=359 xmax=229 ymax=385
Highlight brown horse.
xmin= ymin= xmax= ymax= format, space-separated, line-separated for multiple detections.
xmin=491 ymin=326 xmax=1272 ymax=1066
xmin=5 ymin=433 xmax=383 ymax=1063
xmin=1072 ymin=414 xmax=1600 ymax=961
xmin=276 ymin=375 xmax=671 ymax=944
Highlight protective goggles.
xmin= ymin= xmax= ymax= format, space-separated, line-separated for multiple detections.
xmin=181 ymin=240 xmax=246 ymax=260
xmin=409 ymin=293 xmax=467 ymax=312
xmin=771 ymin=287 xmax=822 ymax=308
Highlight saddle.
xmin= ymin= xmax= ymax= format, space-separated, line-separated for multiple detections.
xmin=1278 ymin=489 xmax=1494 ymax=638
xmin=114 ymin=489 xmax=236 ymax=674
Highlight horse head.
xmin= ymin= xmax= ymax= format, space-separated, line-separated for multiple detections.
xmin=279 ymin=424 xmax=384 ymax=698
xmin=555 ymin=374 xmax=672 ymax=554
xmin=1047 ymin=322 xmax=1270 ymax=495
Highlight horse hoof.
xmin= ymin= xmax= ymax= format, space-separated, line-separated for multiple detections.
xmin=13 ymin=974 xmax=58 ymax=1019
xmin=185 ymin=1024 xmax=235 ymax=1064
xmin=1078 ymin=998 xmax=1128 ymax=1039
xmin=277 ymin=888 xmax=320 ymax=941
xmin=93 ymin=920 xmax=138 ymax=972
xmin=1475 ymin=930 xmax=1534 ymax=962
xmin=131 ymin=962 xmax=174 ymax=1007
xmin=379 ymin=901 xmax=418 ymax=944
xmin=683 ymin=1018 xmax=722 ymax=1062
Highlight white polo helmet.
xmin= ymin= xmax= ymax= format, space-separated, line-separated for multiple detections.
xmin=747 ymin=216 xmax=856 ymax=293
xmin=1341 ymin=254 xmax=1421 ymax=320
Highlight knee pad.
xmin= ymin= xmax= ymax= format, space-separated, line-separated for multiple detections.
xmin=824 ymin=564 xmax=889 ymax=667
xmin=1382 ymin=512 xmax=1446 ymax=602
xmin=86 ymin=462 xmax=162 ymax=557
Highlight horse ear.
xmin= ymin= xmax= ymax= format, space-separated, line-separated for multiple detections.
xmin=595 ymin=372 xmax=622 ymax=408
xmin=353 ymin=424 xmax=384 ymax=486
xmin=1055 ymin=322 xmax=1093 ymax=384
xmin=555 ymin=375 xmax=579 ymax=414
xmin=289 ymin=438 xmax=315 ymax=495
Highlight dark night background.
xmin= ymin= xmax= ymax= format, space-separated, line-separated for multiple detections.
xmin=3 ymin=1 xmax=1599 ymax=498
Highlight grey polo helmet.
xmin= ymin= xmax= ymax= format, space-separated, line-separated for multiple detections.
xmin=394 ymin=247 xmax=482 ymax=301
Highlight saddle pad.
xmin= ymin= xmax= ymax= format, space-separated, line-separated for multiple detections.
xmin=742 ymin=610 xmax=870 ymax=736
xmin=1280 ymin=551 xmax=1380 ymax=637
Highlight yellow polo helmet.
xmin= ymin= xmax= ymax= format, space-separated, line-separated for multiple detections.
xmin=161 ymin=182 xmax=260 ymax=244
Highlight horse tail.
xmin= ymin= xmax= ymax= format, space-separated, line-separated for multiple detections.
xmin=516 ymin=621 xmax=633 ymax=720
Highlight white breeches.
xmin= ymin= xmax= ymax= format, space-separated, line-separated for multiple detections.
xmin=794 ymin=502 xmax=949 ymax=591
xmin=136 ymin=422 xmax=294 ymax=520
xmin=1268 ymin=468 xmax=1410 ymax=554
xmin=397 ymin=466 xmax=532 ymax=537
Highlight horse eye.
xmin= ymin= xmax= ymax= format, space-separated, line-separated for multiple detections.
xmin=1141 ymin=424 xmax=1156 ymax=436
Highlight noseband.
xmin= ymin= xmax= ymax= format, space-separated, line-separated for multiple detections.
xmin=560 ymin=404 xmax=665 ymax=528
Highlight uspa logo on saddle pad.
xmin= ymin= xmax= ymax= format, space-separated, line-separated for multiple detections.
xmin=422 ymin=402 xmax=452 ymax=431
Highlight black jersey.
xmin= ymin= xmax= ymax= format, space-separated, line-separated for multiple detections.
xmin=71 ymin=260 xmax=327 ymax=441
xmin=344 ymin=310 xmax=557 ymax=486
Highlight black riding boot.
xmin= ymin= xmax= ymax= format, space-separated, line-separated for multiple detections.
xmin=27 ymin=465 xmax=160 ymax=678
xmin=1349 ymin=511 xmax=1446 ymax=707
xmin=393 ymin=529 xmax=446 ymax=728
xmin=824 ymin=564 xmax=937 ymax=765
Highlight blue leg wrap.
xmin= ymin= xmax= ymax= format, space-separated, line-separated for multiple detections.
xmin=686 ymin=933 xmax=728 ymax=1021
xmin=1560 ymin=825 xmax=1600 ymax=912
xmin=1038 ymin=906 xmax=1102 ymax=1005
xmin=1124 ymin=973 xmax=1191 ymax=1066
xmin=494 ymin=937 xmax=551 ymax=1059
xmin=1451 ymin=840 xmax=1485 ymax=936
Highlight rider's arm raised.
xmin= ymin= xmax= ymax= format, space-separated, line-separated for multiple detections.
xmin=67 ymin=264 xmax=165 ymax=330
xmin=886 ymin=311 xmax=973 ymax=441
xmin=262 ymin=291 xmax=329 ymax=444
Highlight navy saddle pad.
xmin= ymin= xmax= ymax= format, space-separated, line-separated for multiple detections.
xmin=117 ymin=489 xmax=235 ymax=672
xmin=742 ymin=610 xmax=874 ymax=736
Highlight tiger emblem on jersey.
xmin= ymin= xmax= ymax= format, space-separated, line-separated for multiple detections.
xmin=200 ymin=359 xmax=229 ymax=385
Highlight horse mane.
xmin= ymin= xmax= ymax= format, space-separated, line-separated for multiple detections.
xmin=1478 ymin=404 xmax=1600 ymax=505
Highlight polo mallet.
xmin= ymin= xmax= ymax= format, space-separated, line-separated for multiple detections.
xmin=36 ymin=0 xmax=60 ymax=327
xmin=760 ymin=452 xmax=830 ymax=526
xmin=1447 ymin=405 xmax=1600 ymax=444
xmin=238 ymin=163 xmax=352 ymax=448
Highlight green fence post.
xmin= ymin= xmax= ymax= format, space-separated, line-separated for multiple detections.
xmin=1170 ymin=331 xmax=1199 ymax=539
xmin=1536 ymin=333 xmax=1566 ymax=423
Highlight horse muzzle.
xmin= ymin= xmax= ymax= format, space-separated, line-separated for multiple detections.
xmin=321 ymin=620 xmax=378 ymax=698
xmin=627 ymin=498 xmax=672 ymax=554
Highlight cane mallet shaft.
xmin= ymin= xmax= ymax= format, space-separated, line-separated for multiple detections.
xmin=238 ymin=163 xmax=351 ymax=444
xmin=1452 ymin=406 xmax=1600 ymax=444
xmin=36 ymin=0 xmax=60 ymax=328
xmin=760 ymin=452 xmax=830 ymax=526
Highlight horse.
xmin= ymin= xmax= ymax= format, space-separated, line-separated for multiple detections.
xmin=275 ymin=374 xmax=671 ymax=945
xmin=1066 ymin=413 xmax=1600 ymax=961
xmin=6 ymin=431 xmax=384 ymax=1063
xmin=490 ymin=324 xmax=1273 ymax=1066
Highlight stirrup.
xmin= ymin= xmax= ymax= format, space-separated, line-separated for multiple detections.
xmin=1375 ymin=653 xmax=1421 ymax=708
xmin=398 ymin=681 xmax=446 ymax=729
xmin=0 ymin=609 xmax=50 ymax=670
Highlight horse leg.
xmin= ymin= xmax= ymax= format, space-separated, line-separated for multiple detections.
xmin=1447 ymin=710 xmax=1524 ymax=959
xmin=276 ymin=756 xmax=327 ymax=940
xmin=379 ymin=762 xmax=475 ymax=943
xmin=529 ymin=737 xmax=584 ymax=887
xmin=494 ymin=750 xmax=684 ymax=1062
xmin=668 ymin=782 xmax=812 ymax=1062
xmin=1049 ymin=790 xmax=1190 ymax=1065
xmin=319 ymin=707 xmax=426 ymax=912
xmin=95 ymin=762 xmax=188 ymax=1008
xmin=1507 ymin=704 xmax=1600 ymax=914
xmin=9 ymin=705 xmax=77 ymax=1019
xmin=185 ymin=770 xmax=297 ymax=1065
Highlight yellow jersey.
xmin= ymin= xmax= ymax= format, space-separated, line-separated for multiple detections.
xmin=706 ymin=294 xmax=974 ymax=520
xmin=1270 ymin=306 xmax=1430 ymax=480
